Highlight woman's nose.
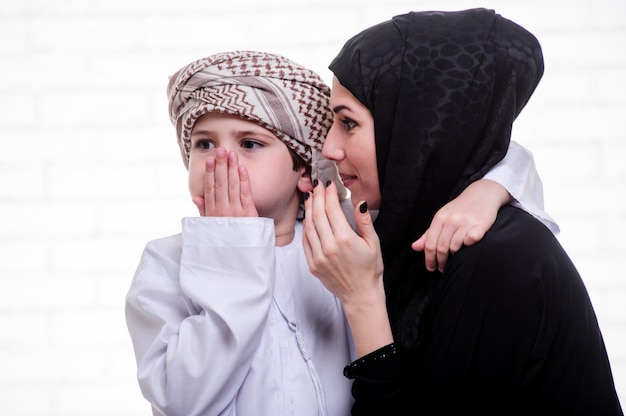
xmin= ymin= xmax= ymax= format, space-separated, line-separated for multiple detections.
xmin=322 ymin=125 xmax=341 ymax=160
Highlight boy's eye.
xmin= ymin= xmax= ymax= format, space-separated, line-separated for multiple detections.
xmin=196 ymin=139 xmax=214 ymax=150
xmin=241 ymin=140 xmax=263 ymax=150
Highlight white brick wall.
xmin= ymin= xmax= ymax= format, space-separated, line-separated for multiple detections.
xmin=0 ymin=0 xmax=624 ymax=414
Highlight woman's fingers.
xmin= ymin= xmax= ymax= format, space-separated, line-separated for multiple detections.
xmin=302 ymin=191 xmax=320 ymax=262
xmin=304 ymin=180 xmax=331 ymax=258
xmin=323 ymin=181 xmax=353 ymax=236
xmin=304 ymin=180 xmax=365 ymax=273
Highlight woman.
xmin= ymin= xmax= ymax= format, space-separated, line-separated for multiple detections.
xmin=303 ymin=8 xmax=623 ymax=415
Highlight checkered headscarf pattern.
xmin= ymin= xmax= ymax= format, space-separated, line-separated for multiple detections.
xmin=167 ymin=50 xmax=333 ymax=168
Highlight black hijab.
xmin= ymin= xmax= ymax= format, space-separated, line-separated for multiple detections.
xmin=329 ymin=8 xmax=544 ymax=350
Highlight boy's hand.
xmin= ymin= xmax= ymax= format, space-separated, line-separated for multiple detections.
xmin=412 ymin=179 xmax=512 ymax=272
xmin=192 ymin=148 xmax=258 ymax=217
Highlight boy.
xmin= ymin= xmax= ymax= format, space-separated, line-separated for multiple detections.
xmin=126 ymin=50 xmax=353 ymax=416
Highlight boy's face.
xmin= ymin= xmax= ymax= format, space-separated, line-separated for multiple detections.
xmin=188 ymin=112 xmax=310 ymax=219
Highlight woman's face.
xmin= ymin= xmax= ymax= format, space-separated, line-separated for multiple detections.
xmin=323 ymin=77 xmax=381 ymax=209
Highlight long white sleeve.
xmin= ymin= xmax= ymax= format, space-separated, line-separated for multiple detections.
xmin=483 ymin=141 xmax=560 ymax=234
xmin=125 ymin=217 xmax=276 ymax=416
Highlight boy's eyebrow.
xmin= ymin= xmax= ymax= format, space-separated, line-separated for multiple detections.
xmin=190 ymin=128 xmax=256 ymax=135
xmin=190 ymin=129 xmax=213 ymax=136
xmin=190 ymin=128 xmax=278 ymax=139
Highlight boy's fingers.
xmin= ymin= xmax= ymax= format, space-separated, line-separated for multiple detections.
xmin=227 ymin=151 xmax=242 ymax=208
xmin=463 ymin=224 xmax=487 ymax=247
xmin=433 ymin=223 xmax=456 ymax=272
xmin=411 ymin=227 xmax=439 ymax=272
xmin=192 ymin=196 xmax=206 ymax=216
xmin=422 ymin=224 xmax=441 ymax=272
xmin=204 ymin=157 xmax=216 ymax=212
xmin=238 ymin=166 xmax=257 ymax=215
xmin=214 ymin=148 xmax=229 ymax=210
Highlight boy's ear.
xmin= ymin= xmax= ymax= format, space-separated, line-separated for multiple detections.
xmin=297 ymin=169 xmax=314 ymax=193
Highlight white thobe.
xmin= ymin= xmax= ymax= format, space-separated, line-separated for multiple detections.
xmin=126 ymin=218 xmax=353 ymax=416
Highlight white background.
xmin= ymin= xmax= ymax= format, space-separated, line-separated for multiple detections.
xmin=0 ymin=0 xmax=624 ymax=414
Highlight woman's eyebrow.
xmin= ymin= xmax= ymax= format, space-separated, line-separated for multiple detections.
xmin=331 ymin=104 xmax=350 ymax=114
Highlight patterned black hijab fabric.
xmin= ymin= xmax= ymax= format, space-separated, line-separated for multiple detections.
xmin=329 ymin=8 xmax=544 ymax=349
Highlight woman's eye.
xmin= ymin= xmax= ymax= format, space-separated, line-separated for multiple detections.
xmin=340 ymin=118 xmax=357 ymax=130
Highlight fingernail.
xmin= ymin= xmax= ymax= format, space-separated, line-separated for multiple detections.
xmin=359 ymin=201 xmax=368 ymax=213
xmin=303 ymin=192 xmax=310 ymax=201
xmin=325 ymin=180 xmax=332 ymax=187
xmin=313 ymin=179 xmax=319 ymax=187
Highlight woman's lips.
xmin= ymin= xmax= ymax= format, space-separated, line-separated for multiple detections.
xmin=340 ymin=174 xmax=356 ymax=188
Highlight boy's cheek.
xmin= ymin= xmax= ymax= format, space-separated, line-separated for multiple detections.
xmin=187 ymin=170 xmax=204 ymax=198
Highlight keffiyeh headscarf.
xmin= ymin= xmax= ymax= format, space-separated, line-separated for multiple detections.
xmin=167 ymin=50 xmax=332 ymax=169
xmin=329 ymin=9 xmax=544 ymax=350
